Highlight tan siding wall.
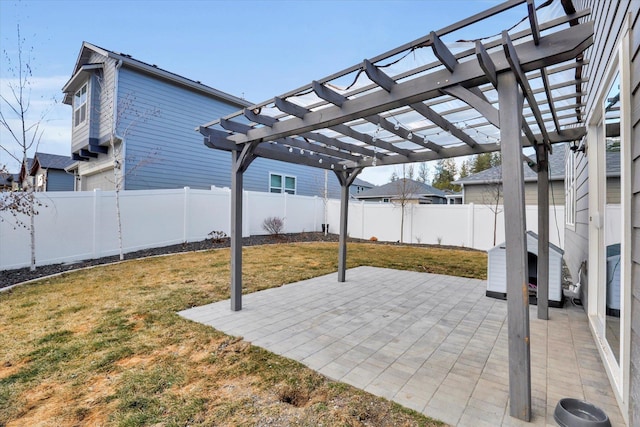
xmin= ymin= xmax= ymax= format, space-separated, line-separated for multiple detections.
xmin=462 ymin=181 xmax=564 ymax=205
xmin=81 ymin=169 xmax=114 ymax=191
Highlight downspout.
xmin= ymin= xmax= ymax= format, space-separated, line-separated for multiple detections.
xmin=112 ymin=59 xmax=125 ymax=185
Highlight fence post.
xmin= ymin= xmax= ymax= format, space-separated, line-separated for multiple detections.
xmin=183 ymin=187 xmax=190 ymax=243
xmin=361 ymin=200 xmax=365 ymax=239
xmin=93 ymin=189 xmax=101 ymax=258
xmin=243 ymin=190 xmax=250 ymax=237
xmin=468 ymin=203 xmax=475 ymax=249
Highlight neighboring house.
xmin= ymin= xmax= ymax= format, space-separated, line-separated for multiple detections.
xmin=18 ymin=152 xmax=76 ymax=192
xmin=61 ymin=42 xmax=342 ymax=197
xmin=354 ymin=179 xmax=447 ymax=204
xmin=562 ymin=1 xmax=638 ymax=424
xmin=349 ymin=177 xmax=375 ymax=197
xmin=453 ymin=145 xmax=568 ymax=205
xmin=0 ymin=172 xmax=18 ymax=190
xmin=442 ymin=189 xmax=462 ymax=204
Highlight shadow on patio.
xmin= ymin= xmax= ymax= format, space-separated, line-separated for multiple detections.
xmin=180 ymin=266 xmax=624 ymax=426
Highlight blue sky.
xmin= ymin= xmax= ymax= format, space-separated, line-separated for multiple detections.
xmin=0 ymin=0 xmax=529 ymax=184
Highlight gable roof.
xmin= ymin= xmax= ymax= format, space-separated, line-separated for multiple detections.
xmin=32 ymin=152 xmax=76 ymax=171
xmin=355 ymin=178 xmax=446 ymax=199
xmin=63 ymin=42 xmax=251 ymax=108
xmin=453 ymin=145 xmax=568 ymax=185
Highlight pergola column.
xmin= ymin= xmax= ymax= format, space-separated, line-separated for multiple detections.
xmin=229 ymin=145 xmax=256 ymax=311
xmin=536 ymin=145 xmax=550 ymax=320
xmin=334 ymin=168 xmax=362 ymax=282
xmin=498 ymin=71 xmax=531 ymax=421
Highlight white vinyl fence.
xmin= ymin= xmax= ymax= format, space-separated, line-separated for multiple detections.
xmin=327 ymin=200 xmax=565 ymax=251
xmin=1 ymin=187 xmax=565 ymax=270
xmin=0 ymin=187 xmax=324 ymax=270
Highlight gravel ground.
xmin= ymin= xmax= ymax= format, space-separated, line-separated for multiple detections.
xmin=1 ymin=232 xmax=481 ymax=290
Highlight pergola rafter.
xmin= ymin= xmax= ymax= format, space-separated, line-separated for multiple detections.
xmin=198 ymin=0 xmax=593 ymax=422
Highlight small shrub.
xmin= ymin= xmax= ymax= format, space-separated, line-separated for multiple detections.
xmin=262 ymin=217 xmax=284 ymax=236
xmin=208 ymin=230 xmax=228 ymax=244
xmin=415 ymin=236 xmax=422 ymax=244
xmin=436 ymin=236 xmax=442 ymax=245
xmin=369 ymin=236 xmax=378 ymax=241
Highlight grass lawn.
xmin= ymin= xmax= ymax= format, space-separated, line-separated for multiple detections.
xmin=0 ymin=242 xmax=486 ymax=426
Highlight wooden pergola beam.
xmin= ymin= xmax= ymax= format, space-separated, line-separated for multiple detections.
xmin=224 ymin=23 xmax=592 ymax=146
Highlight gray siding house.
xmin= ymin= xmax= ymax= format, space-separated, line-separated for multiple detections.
xmin=562 ymin=1 xmax=639 ymax=424
xmin=350 ymin=177 xmax=375 ymax=197
xmin=454 ymin=146 xmax=568 ymax=205
xmin=61 ymin=42 xmax=341 ymax=197
xmin=354 ymin=179 xmax=447 ymax=204
xmin=28 ymin=152 xmax=76 ymax=192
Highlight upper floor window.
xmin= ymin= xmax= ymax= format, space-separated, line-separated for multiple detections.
xmin=74 ymin=83 xmax=88 ymax=127
xmin=270 ymin=173 xmax=296 ymax=194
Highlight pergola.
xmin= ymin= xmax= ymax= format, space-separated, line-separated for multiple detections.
xmin=198 ymin=0 xmax=592 ymax=421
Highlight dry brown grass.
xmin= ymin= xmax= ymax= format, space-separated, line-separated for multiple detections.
xmin=0 ymin=242 xmax=486 ymax=426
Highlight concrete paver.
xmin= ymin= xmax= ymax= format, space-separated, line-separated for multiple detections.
xmin=179 ymin=266 xmax=625 ymax=426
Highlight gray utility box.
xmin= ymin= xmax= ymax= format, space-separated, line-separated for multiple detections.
xmin=487 ymin=231 xmax=564 ymax=307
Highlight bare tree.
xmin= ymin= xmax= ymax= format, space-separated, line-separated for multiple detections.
xmin=416 ymin=162 xmax=430 ymax=183
xmin=95 ymin=74 xmax=160 ymax=260
xmin=392 ymin=164 xmax=423 ymax=243
xmin=481 ymin=180 xmax=503 ymax=246
xmin=0 ymin=25 xmax=53 ymax=271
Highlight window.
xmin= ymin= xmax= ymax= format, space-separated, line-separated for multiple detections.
xmin=564 ymin=145 xmax=576 ymax=227
xmin=74 ymin=83 xmax=88 ymax=127
xmin=269 ymin=173 xmax=296 ymax=194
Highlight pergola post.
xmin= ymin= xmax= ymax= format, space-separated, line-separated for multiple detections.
xmin=536 ymin=145 xmax=550 ymax=320
xmin=229 ymin=146 xmax=256 ymax=311
xmin=334 ymin=168 xmax=362 ymax=282
xmin=498 ymin=71 xmax=531 ymax=421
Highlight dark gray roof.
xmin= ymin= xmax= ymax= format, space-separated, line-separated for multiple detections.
xmin=352 ymin=177 xmax=375 ymax=188
xmin=0 ymin=172 xmax=17 ymax=186
xmin=355 ymin=179 xmax=446 ymax=199
xmin=64 ymin=42 xmax=251 ymax=108
xmin=33 ymin=152 xmax=75 ymax=171
xmin=453 ymin=144 xmax=568 ymax=185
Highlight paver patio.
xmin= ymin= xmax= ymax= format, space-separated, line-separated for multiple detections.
xmin=179 ymin=266 xmax=625 ymax=426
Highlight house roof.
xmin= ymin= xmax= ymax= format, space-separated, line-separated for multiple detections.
xmin=32 ymin=152 xmax=76 ymax=171
xmin=355 ymin=178 xmax=446 ymax=199
xmin=0 ymin=172 xmax=17 ymax=187
xmin=62 ymin=42 xmax=251 ymax=108
xmin=352 ymin=177 xmax=375 ymax=188
xmin=453 ymin=144 xmax=568 ymax=185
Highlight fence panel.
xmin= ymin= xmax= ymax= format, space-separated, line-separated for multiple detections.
xmin=1 ymin=188 xmax=566 ymax=271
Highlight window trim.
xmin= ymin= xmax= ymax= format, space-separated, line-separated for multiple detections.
xmin=73 ymin=82 xmax=88 ymax=127
xmin=269 ymin=172 xmax=296 ymax=195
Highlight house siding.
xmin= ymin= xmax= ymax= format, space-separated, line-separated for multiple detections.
xmin=115 ymin=67 xmax=341 ymax=197
xmin=462 ymin=181 xmax=565 ymax=205
xmin=568 ymin=0 xmax=637 ymax=423
xmin=630 ymin=4 xmax=640 ymax=426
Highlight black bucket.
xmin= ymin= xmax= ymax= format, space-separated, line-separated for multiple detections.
xmin=554 ymin=398 xmax=611 ymax=427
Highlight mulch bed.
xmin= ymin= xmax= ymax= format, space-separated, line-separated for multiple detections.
xmin=1 ymin=232 xmax=479 ymax=289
